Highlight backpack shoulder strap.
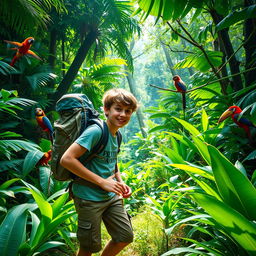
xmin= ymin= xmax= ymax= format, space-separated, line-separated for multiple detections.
xmin=91 ymin=120 xmax=109 ymax=155
xmin=116 ymin=130 xmax=122 ymax=153
xmin=83 ymin=121 xmax=122 ymax=163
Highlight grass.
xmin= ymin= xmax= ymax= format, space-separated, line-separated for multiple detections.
xmin=97 ymin=209 xmax=165 ymax=256
xmin=42 ymin=209 xmax=165 ymax=256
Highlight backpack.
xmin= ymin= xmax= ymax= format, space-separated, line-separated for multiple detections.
xmin=51 ymin=93 xmax=122 ymax=181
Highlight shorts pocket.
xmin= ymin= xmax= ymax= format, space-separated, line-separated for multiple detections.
xmin=77 ymin=219 xmax=92 ymax=249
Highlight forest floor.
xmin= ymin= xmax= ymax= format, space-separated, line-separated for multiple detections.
xmin=42 ymin=210 xmax=166 ymax=256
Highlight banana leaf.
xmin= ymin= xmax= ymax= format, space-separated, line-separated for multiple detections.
xmin=208 ymin=145 xmax=256 ymax=220
xmin=192 ymin=193 xmax=256 ymax=255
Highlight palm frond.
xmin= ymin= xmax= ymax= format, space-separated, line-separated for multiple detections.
xmin=0 ymin=0 xmax=66 ymax=34
xmin=0 ymin=139 xmax=40 ymax=160
xmin=0 ymin=159 xmax=23 ymax=172
xmin=26 ymin=72 xmax=57 ymax=91
xmin=0 ymin=61 xmax=16 ymax=75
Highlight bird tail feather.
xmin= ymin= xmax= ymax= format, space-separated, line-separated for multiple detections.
xmin=182 ymin=92 xmax=186 ymax=110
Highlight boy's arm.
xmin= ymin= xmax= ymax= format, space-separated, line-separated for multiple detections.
xmin=114 ymin=165 xmax=132 ymax=198
xmin=60 ymin=142 xmax=125 ymax=195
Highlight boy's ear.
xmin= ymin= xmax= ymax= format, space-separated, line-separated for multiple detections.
xmin=103 ymin=106 xmax=109 ymax=116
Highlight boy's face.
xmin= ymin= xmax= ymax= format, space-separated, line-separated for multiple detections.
xmin=104 ymin=102 xmax=133 ymax=128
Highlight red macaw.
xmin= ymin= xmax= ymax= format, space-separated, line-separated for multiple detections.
xmin=35 ymin=108 xmax=53 ymax=143
xmin=38 ymin=150 xmax=52 ymax=166
xmin=4 ymin=37 xmax=42 ymax=66
xmin=173 ymin=75 xmax=187 ymax=111
xmin=218 ymin=105 xmax=256 ymax=138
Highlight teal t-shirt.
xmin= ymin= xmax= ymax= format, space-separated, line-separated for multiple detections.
xmin=72 ymin=124 xmax=118 ymax=201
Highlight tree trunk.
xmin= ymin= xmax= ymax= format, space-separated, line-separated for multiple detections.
xmin=125 ymin=68 xmax=147 ymax=138
xmin=125 ymin=40 xmax=147 ymax=138
xmin=210 ymin=10 xmax=243 ymax=91
xmin=61 ymin=35 xmax=66 ymax=77
xmin=243 ymin=0 xmax=256 ymax=86
xmin=47 ymin=30 xmax=98 ymax=111
xmin=181 ymin=40 xmax=194 ymax=76
xmin=214 ymin=36 xmax=229 ymax=89
xmin=48 ymin=28 xmax=57 ymax=69
xmin=160 ymin=41 xmax=177 ymax=76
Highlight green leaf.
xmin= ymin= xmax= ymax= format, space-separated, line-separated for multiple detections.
xmin=171 ymin=164 xmax=214 ymax=180
xmin=173 ymin=117 xmax=202 ymax=138
xmin=52 ymin=192 xmax=69 ymax=219
xmin=29 ymin=211 xmax=40 ymax=246
xmin=22 ymin=150 xmax=44 ymax=177
xmin=165 ymin=213 xmax=212 ymax=235
xmin=191 ymin=175 xmax=221 ymax=200
xmin=192 ymin=136 xmax=211 ymax=165
xmin=201 ymin=108 xmax=209 ymax=132
xmin=174 ymin=51 xmax=223 ymax=72
xmin=162 ymin=247 xmax=210 ymax=255
xmin=39 ymin=166 xmax=53 ymax=196
xmin=180 ymin=237 xmax=223 ymax=255
xmin=149 ymin=113 xmax=171 ymax=119
xmin=37 ymin=241 xmax=65 ymax=253
xmin=148 ymin=125 xmax=167 ymax=133
xmin=0 ymin=178 xmax=20 ymax=189
xmin=22 ymin=181 xmax=53 ymax=223
xmin=162 ymin=147 xmax=186 ymax=164
xmin=40 ymin=212 xmax=75 ymax=243
xmin=192 ymin=193 xmax=256 ymax=254
xmin=0 ymin=204 xmax=33 ymax=256
xmin=243 ymin=150 xmax=256 ymax=162
xmin=216 ymin=5 xmax=256 ymax=31
xmin=208 ymin=145 xmax=256 ymax=220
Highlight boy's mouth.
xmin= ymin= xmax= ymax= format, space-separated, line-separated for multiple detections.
xmin=117 ymin=119 xmax=126 ymax=124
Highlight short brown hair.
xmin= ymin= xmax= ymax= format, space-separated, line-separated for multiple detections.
xmin=103 ymin=88 xmax=138 ymax=112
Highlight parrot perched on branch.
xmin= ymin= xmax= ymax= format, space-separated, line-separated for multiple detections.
xmin=218 ymin=105 xmax=256 ymax=138
xmin=35 ymin=108 xmax=53 ymax=143
xmin=173 ymin=75 xmax=187 ymax=118
xmin=4 ymin=37 xmax=42 ymax=66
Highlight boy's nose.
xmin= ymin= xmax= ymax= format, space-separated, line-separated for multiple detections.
xmin=120 ymin=110 xmax=126 ymax=116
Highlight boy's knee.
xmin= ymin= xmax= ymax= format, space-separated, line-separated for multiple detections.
xmin=125 ymin=231 xmax=134 ymax=243
xmin=114 ymin=230 xmax=134 ymax=244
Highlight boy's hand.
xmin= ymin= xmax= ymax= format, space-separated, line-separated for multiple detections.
xmin=100 ymin=174 xmax=126 ymax=195
xmin=122 ymin=185 xmax=132 ymax=198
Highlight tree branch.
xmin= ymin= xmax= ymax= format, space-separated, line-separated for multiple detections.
xmin=149 ymin=66 xmax=256 ymax=93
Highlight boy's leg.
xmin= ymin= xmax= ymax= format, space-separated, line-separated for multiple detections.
xmin=101 ymin=241 xmax=130 ymax=256
xmin=74 ymin=197 xmax=105 ymax=254
xmin=102 ymin=195 xmax=133 ymax=256
xmin=77 ymin=247 xmax=92 ymax=256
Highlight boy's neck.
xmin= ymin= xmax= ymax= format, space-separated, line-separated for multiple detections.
xmin=106 ymin=120 xmax=118 ymax=136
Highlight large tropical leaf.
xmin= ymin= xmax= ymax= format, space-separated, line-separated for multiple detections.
xmin=26 ymin=71 xmax=57 ymax=91
xmin=173 ymin=117 xmax=203 ymax=138
xmin=208 ymin=145 xmax=256 ymax=220
xmin=171 ymin=164 xmax=214 ymax=181
xmin=0 ymin=0 xmax=65 ymax=35
xmin=136 ymin=0 xmax=203 ymax=21
xmin=162 ymin=247 xmax=212 ymax=255
xmin=0 ymin=139 xmax=40 ymax=159
xmin=22 ymin=149 xmax=44 ymax=177
xmin=216 ymin=4 xmax=256 ymax=31
xmin=174 ymin=51 xmax=223 ymax=72
xmin=0 ymin=204 xmax=34 ymax=256
xmin=22 ymin=181 xmax=53 ymax=223
xmin=192 ymin=193 xmax=256 ymax=254
xmin=0 ymin=61 xmax=16 ymax=75
xmin=39 ymin=166 xmax=53 ymax=196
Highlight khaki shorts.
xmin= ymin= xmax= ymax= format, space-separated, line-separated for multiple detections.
xmin=74 ymin=194 xmax=133 ymax=253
